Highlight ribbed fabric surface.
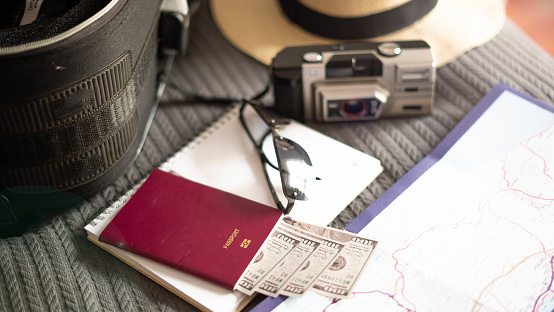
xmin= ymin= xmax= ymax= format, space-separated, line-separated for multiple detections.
xmin=1 ymin=1 xmax=553 ymax=311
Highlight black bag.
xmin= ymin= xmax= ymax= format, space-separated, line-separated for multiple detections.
xmin=0 ymin=0 xmax=189 ymax=236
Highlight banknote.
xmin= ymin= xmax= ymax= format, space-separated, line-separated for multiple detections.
xmin=255 ymin=225 xmax=320 ymax=297
xmin=236 ymin=217 xmax=378 ymax=299
xmin=282 ymin=217 xmax=378 ymax=298
xmin=235 ymin=227 xmax=300 ymax=295
xmin=310 ymin=233 xmax=378 ymax=298
xmin=278 ymin=222 xmax=345 ymax=297
xmin=282 ymin=217 xmax=347 ymax=240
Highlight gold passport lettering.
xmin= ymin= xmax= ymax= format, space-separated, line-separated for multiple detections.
xmin=223 ymin=228 xmax=240 ymax=249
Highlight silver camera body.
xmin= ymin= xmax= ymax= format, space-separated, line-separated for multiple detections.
xmin=272 ymin=41 xmax=436 ymax=122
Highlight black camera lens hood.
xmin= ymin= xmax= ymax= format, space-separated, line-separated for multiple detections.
xmin=0 ymin=0 xmax=163 ymax=235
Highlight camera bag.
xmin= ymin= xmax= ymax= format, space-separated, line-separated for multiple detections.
xmin=0 ymin=0 xmax=164 ymax=236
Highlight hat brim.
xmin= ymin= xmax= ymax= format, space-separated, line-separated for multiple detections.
xmin=210 ymin=0 xmax=506 ymax=67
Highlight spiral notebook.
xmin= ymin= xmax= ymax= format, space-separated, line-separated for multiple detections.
xmin=85 ymin=104 xmax=383 ymax=312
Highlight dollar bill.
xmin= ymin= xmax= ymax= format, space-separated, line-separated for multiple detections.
xmin=310 ymin=233 xmax=378 ymax=298
xmin=255 ymin=225 xmax=320 ymax=297
xmin=235 ymin=227 xmax=300 ymax=295
xmin=282 ymin=217 xmax=351 ymax=242
xmin=282 ymin=217 xmax=378 ymax=299
xmin=279 ymin=222 xmax=345 ymax=297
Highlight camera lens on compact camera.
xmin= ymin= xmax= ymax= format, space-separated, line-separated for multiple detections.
xmin=341 ymin=100 xmax=367 ymax=117
xmin=325 ymin=98 xmax=382 ymax=121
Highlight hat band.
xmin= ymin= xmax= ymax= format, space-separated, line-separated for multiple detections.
xmin=278 ymin=0 xmax=438 ymax=40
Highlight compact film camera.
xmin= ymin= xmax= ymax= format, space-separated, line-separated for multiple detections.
xmin=271 ymin=41 xmax=436 ymax=122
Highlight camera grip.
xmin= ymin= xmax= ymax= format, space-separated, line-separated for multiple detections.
xmin=273 ymin=69 xmax=306 ymax=121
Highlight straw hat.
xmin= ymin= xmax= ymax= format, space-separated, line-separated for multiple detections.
xmin=210 ymin=0 xmax=506 ymax=67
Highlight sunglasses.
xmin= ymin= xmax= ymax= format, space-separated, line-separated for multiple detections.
xmin=239 ymin=100 xmax=315 ymax=214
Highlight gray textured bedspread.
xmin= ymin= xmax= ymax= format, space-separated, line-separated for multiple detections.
xmin=1 ymin=1 xmax=553 ymax=311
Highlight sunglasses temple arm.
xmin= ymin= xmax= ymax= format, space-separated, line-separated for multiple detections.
xmin=260 ymin=152 xmax=295 ymax=215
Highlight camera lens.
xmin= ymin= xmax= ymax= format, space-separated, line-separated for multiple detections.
xmin=340 ymin=100 xmax=367 ymax=117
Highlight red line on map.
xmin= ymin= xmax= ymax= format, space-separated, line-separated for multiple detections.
xmin=487 ymin=204 xmax=547 ymax=254
xmin=351 ymin=290 xmax=415 ymax=312
xmin=501 ymin=157 xmax=511 ymax=188
xmin=506 ymin=188 xmax=554 ymax=202
xmin=502 ymin=124 xmax=553 ymax=189
xmin=520 ymin=142 xmax=553 ymax=181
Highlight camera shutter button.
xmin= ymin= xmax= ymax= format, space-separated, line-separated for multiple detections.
xmin=303 ymin=52 xmax=323 ymax=63
xmin=378 ymin=43 xmax=402 ymax=57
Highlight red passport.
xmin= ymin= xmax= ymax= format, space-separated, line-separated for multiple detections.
xmin=99 ymin=169 xmax=283 ymax=290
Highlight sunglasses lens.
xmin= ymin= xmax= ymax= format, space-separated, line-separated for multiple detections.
xmin=241 ymin=101 xmax=315 ymax=213
xmin=272 ymin=136 xmax=314 ymax=200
